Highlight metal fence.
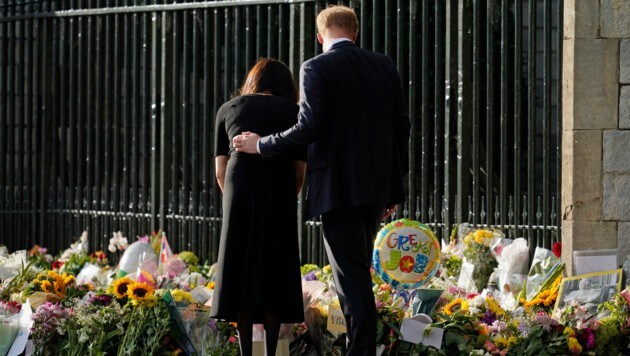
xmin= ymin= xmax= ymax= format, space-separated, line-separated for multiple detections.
xmin=0 ymin=0 xmax=561 ymax=265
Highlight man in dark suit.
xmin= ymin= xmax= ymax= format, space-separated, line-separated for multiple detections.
xmin=233 ymin=5 xmax=409 ymax=355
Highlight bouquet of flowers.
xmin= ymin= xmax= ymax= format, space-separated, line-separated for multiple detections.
xmin=0 ymin=300 xmax=22 ymax=355
xmin=458 ymin=224 xmax=503 ymax=292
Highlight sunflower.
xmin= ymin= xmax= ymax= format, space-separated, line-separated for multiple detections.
xmin=127 ymin=282 xmax=155 ymax=302
xmin=54 ymin=280 xmax=66 ymax=298
xmin=113 ymin=277 xmax=134 ymax=299
xmin=40 ymin=279 xmax=53 ymax=293
xmin=207 ymin=281 xmax=215 ymax=290
xmin=443 ymin=298 xmax=468 ymax=316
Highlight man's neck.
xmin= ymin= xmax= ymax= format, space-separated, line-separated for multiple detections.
xmin=323 ymin=37 xmax=353 ymax=52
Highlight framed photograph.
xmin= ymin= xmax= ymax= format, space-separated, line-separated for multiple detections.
xmin=555 ymin=269 xmax=623 ymax=312
xmin=572 ymin=249 xmax=618 ymax=275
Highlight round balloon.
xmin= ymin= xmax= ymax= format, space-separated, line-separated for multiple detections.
xmin=373 ymin=219 xmax=441 ymax=290
xmin=118 ymin=241 xmax=157 ymax=277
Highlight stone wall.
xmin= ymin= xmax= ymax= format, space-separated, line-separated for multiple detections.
xmin=562 ymin=0 xmax=630 ymax=275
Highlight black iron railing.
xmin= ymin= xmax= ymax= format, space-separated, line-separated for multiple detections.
xmin=0 ymin=0 xmax=561 ymax=265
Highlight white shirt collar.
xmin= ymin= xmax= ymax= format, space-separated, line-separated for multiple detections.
xmin=323 ymin=37 xmax=353 ymax=52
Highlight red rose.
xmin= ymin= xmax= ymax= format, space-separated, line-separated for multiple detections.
xmin=552 ymin=242 xmax=562 ymax=258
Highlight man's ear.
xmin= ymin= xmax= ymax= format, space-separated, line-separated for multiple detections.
xmin=352 ymin=30 xmax=359 ymax=42
xmin=317 ymin=32 xmax=324 ymax=45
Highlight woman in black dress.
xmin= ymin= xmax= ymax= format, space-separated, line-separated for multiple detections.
xmin=211 ymin=58 xmax=306 ymax=356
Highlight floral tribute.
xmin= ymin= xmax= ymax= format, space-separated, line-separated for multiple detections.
xmin=1 ymin=224 xmax=630 ymax=355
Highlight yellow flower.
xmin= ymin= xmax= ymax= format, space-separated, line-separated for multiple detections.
xmin=40 ymin=280 xmax=52 ymax=293
xmin=322 ymin=265 xmax=332 ymax=274
xmin=464 ymin=233 xmax=474 ymax=245
xmin=443 ymin=298 xmax=468 ymax=316
xmin=127 ymin=282 xmax=155 ymax=302
xmin=207 ymin=281 xmax=215 ymax=290
xmin=53 ymin=280 xmax=65 ymax=298
xmin=568 ymin=336 xmax=582 ymax=354
xmin=112 ymin=277 xmax=134 ymax=299
xmin=507 ymin=336 xmax=518 ymax=349
xmin=63 ymin=274 xmax=75 ymax=285
xmin=171 ymin=289 xmax=195 ymax=303
xmin=564 ymin=327 xmax=576 ymax=338
xmin=485 ymin=297 xmax=505 ymax=315
xmin=133 ymin=293 xmax=158 ymax=307
xmin=319 ymin=305 xmax=329 ymax=319
xmin=473 ymin=229 xmax=493 ymax=244
xmin=495 ymin=336 xmax=509 ymax=349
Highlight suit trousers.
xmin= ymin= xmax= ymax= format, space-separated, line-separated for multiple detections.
xmin=321 ymin=203 xmax=386 ymax=356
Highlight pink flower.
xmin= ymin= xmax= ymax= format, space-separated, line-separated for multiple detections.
xmin=620 ymin=289 xmax=630 ymax=306
xmin=165 ymin=258 xmax=187 ymax=275
xmin=228 ymin=336 xmax=238 ymax=343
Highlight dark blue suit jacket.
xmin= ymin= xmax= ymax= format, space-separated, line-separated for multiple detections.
xmin=259 ymin=41 xmax=410 ymax=218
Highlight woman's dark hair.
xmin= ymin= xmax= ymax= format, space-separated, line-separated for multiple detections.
xmin=238 ymin=58 xmax=298 ymax=103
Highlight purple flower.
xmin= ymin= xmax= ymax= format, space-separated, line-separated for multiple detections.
xmin=581 ymin=328 xmax=595 ymax=349
xmin=304 ymin=271 xmax=317 ymax=281
xmin=481 ymin=310 xmax=496 ymax=325
xmin=533 ymin=313 xmax=559 ymax=332
xmin=207 ymin=317 xmax=218 ymax=331
xmin=88 ymin=294 xmax=113 ymax=306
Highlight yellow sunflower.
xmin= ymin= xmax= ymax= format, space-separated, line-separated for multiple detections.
xmin=40 ymin=279 xmax=53 ymax=293
xmin=443 ymin=298 xmax=468 ymax=316
xmin=53 ymin=280 xmax=66 ymax=298
xmin=207 ymin=281 xmax=215 ymax=290
xmin=127 ymin=282 xmax=155 ymax=302
xmin=112 ymin=277 xmax=134 ymax=299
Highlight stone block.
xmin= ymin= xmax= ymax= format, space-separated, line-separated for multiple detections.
xmin=621 ymin=86 xmax=630 ymax=128
xmin=622 ymin=40 xmax=630 ymax=84
xmin=604 ymin=130 xmax=630 ymax=173
xmin=601 ymin=0 xmax=630 ymax=38
xmin=619 ymin=222 xmax=630 ymax=264
xmin=603 ymin=174 xmax=630 ymax=220
xmin=564 ymin=0 xmax=599 ymax=39
xmin=562 ymin=220 xmax=618 ymax=275
xmin=569 ymin=40 xmax=618 ymax=130
xmin=562 ymin=130 xmax=602 ymax=222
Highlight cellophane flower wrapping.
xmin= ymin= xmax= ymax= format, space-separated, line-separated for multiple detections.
xmin=524 ymin=246 xmax=564 ymax=301
xmin=459 ymin=224 xmax=503 ymax=292
xmin=0 ymin=301 xmax=21 ymax=355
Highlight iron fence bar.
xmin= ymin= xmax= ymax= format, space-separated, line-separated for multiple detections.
xmin=485 ymin=0 xmax=495 ymax=227
xmin=420 ymin=0 xmax=429 ymax=223
xmin=471 ymin=0 xmax=480 ymax=225
xmin=159 ymin=11 xmax=170 ymax=234
xmin=555 ymin=0 xmax=563 ymax=245
xmin=513 ymin=0 xmax=522 ymax=241
xmin=408 ymin=0 xmax=417 ymax=220
xmin=202 ymin=8 xmax=212 ymax=262
xmin=434 ymin=0 xmax=444 ymax=237
xmin=542 ymin=0 xmax=552 ymax=249
xmin=527 ymin=0 xmax=536 ymax=250
xmin=499 ymin=0 xmax=508 ymax=231
xmin=456 ymin=0 xmax=472 ymax=226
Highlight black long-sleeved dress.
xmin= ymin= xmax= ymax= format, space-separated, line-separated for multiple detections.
xmin=210 ymin=94 xmax=305 ymax=323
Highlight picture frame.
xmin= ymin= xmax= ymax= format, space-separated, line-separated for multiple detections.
xmin=572 ymin=249 xmax=618 ymax=275
xmin=555 ymin=269 xmax=623 ymax=312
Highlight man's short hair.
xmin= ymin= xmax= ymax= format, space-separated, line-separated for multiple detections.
xmin=316 ymin=5 xmax=359 ymax=35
